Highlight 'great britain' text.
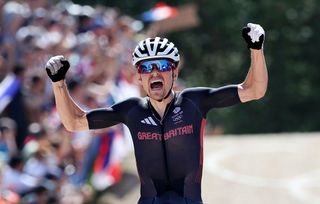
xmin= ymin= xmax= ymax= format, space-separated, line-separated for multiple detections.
xmin=137 ymin=125 xmax=193 ymax=141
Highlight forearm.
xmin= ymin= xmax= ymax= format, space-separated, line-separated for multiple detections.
xmin=52 ymin=80 xmax=89 ymax=131
xmin=238 ymin=49 xmax=268 ymax=102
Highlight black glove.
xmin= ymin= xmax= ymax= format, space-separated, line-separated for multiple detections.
xmin=45 ymin=55 xmax=70 ymax=82
xmin=242 ymin=23 xmax=265 ymax=50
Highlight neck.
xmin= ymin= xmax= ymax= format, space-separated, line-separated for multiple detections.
xmin=149 ymin=90 xmax=175 ymax=118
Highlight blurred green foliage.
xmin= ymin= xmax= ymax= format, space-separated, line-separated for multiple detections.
xmin=77 ymin=0 xmax=320 ymax=134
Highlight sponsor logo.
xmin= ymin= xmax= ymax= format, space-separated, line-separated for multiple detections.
xmin=141 ymin=116 xmax=157 ymax=126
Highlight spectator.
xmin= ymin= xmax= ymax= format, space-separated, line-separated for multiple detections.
xmin=0 ymin=117 xmax=18 ymax=164
xmin=0 ymin=1 xmax=144 ymax=202
xmin=1 ymin=154 xmax=38 ymax=195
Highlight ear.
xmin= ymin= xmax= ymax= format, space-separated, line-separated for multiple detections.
xmin=173 ymin=68 xmax=178 ymax=81
xmin=136 ymin=73 xmax=142 ymax=84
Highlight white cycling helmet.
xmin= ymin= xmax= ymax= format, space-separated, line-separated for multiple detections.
xmin=132 ymin=37 xmax=180 ymax=66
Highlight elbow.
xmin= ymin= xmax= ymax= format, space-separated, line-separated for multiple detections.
xmin=64 ymin=124 xmax=76 ymax=132
xmin=250 ymin=80 xmax=268 ymax=100
xmin=253 ymin=86 xmax=267 ymax=100
xmin=254 ymin=90 xmax=266 ymax=100
xmin=61 ymin=122 xmax=78 ymax=132
xmin=238 ymin=83 xmax=267 ymax=102
xmin=60 ymin=116 xmax=88 ymax=132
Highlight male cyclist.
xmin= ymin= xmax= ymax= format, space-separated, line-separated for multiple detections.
xmin=45 ymin=23 xmax=268 ymax=204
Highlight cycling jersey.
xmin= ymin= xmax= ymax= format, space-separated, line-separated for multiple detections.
xmin=86 ymin=85 xmax=241 ymax=204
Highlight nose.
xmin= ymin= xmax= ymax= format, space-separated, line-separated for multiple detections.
xmin=151 ymin=71 xmax=159 ymax=77
xmin=151 ymin=64 xmax=160 ymax=76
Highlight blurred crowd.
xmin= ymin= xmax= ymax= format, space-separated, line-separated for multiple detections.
xmin=0 ymin=0 xmax=165 ymax=203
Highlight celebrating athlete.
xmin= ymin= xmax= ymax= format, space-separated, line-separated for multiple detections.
xmin=45 ymin=23 xmax=268 ymax=204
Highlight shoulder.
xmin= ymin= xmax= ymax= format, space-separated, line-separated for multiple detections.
xmin=177 ymin=85 xmax=240 ymax=103
xmin=117 ymin=96 xmax=146 ymax=104
xmin=179 ymin=87 xmax=211 ymax=98
xmin=180 ymin=85 xmax=239 ymax=96
xmin=111 ymin=96 xmax=147 ymax=110
xmin=86 ymin=97 xmax=146 ymax=119
xmin=175 ymin=87 xmax=210 ymax=105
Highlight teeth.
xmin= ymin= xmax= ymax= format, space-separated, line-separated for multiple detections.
xmin=151 ymin=79 xmax=163 ymax=84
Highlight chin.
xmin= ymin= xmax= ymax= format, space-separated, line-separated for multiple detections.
xmin=148 ymin=93 xmax=163 ymax=101
xmin=149 ymin=95 xmax=162 ymax=101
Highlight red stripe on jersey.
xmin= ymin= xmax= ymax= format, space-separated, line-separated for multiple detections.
xmin=195 ymin=118 xmax=206 ymax=183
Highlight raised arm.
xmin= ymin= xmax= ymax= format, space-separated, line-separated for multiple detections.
xmin=45 ymin=56 xmax=89 ymax=132
xmin=238 ymin=23 xmax=268 ymax=103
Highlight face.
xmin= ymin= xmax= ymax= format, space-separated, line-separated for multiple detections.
xmin=137 ymin=59 xmax=178 ymax=101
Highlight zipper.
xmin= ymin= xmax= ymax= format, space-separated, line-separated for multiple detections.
xmin=149 ymin=93 xmax=175 ymax=124
xmin=147 ymin=93 xmax=176 ymax=191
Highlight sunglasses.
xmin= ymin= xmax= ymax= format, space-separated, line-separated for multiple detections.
xmin=138 ymin=59 xmax=175 ymax=74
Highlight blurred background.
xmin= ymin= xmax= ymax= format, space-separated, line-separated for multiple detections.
xmin=0 ymin=0 xmax=319 ymax=203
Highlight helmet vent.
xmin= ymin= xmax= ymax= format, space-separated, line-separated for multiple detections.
xmin=132 ymin=37 xmax=180 ymax=66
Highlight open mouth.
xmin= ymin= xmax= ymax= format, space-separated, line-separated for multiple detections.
xmin=150 ymin=80 xmax=164 ymax=90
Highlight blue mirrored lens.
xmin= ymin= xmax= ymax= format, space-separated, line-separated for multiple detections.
xmin=138 ymin=59 xmax=174 ymax=73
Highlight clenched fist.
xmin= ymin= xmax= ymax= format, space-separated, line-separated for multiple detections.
xmin=45 ymin=55 xmax=70 ymax=82
xmin=242 ymin=23 xmax=265 ymax=50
